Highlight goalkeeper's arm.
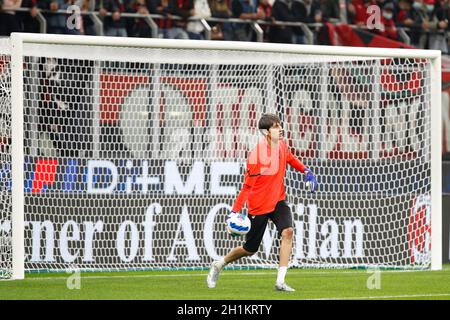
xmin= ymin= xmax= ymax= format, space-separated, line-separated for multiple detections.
xmin=286 ymin=148 xmax=317 ymax=192
xmin=231 ymin=167 xmax=259 ymax=213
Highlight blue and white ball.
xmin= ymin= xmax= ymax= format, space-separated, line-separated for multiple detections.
xmin=226 ymin=213 xmax=251 ymax=236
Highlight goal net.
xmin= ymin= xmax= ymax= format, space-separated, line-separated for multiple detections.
xmin=0 ymin=34 xmax=442 ymax=278
xmin=0 ymin=39 xmax=12 ymax=279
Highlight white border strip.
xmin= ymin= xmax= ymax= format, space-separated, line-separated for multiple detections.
xmin=310 ymin=293 xmax=450 ymax=300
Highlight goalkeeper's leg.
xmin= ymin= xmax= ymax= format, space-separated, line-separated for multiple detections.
xmin=274 ymin=227 xmax=295 ymax=292
xmin=207 ymin=215 xmax=267 ymax=288
xmin=207 ymin=246 xmax=254 ymax=288
xmin=270 ymin=201 xmax=295 ymax=292
xmin=279 ymin=227 xmax=294 ymax=269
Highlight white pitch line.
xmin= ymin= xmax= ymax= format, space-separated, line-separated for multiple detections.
xmin=22 ymin=268 xmax=445 ymax=281
xmin=308 ymin=293 xmax=450 ymax=300
xmin=24 ymin=272 xmax=273 ymax=281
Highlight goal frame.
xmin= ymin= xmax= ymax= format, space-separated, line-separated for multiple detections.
xmin=8 ymin=32 xmax=442 ymax=279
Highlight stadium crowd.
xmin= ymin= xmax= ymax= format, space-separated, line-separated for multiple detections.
xmin=0 ymin=0 xmax=449 ymax=51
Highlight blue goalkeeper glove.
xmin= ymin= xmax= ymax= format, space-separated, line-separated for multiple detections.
xmin=304 ymin=168 xmax=317 ymax=193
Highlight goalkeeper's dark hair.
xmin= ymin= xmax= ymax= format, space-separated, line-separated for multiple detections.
xmin=258 ymin=113 xmax=281 ymax=130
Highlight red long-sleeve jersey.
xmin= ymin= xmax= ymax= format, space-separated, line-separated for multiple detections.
xmin=232 ymin=138 xmax=306 ymax=215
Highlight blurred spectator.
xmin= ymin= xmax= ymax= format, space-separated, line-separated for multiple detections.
xmin=346 ymin=0 xmax=356 ymax=22
xmin=399 ymin=0 xmax=446 ymax=48
xmin=231 ymin=0 xmax=265 ymax=41
xmin=396 ymin=0 xmax=412 ymax=23
xmin=148 ymin=0 xmax=171 ymax=38
xmin=402 ymin=0 xmax=431 ymax=47
xmin=424 ymin=0 xmax=448 ymax=52
xmin=350 ymin=0 xmax=373 ymax=26
xmin=320 ymin=0 xmax=340 ymax=20
xmin=0 ymin=0 xmax=23 ymax=36
xmin=258 ymin=0 xmax=274 ymax=41
xmin=292 ymin=0 xmax=307 ymax=44
xmin=208 ymin=0 xmax=233 ymax=40
xmin=208 ymin=0 xmax=230 ymax=18
xmin=258 ymin=0 xmax=272 ymax=17
xmin=374 ymin=0 xmax=395 ymax=12
xmin=98 ymin=0 xmax=128 ymax=37
xmin=149 ymin=0 xmax=190 ymax=39
xmin=20 ymin=0 xmax=40 ymax=33
xmin=436 ymin=0 xmax=450 ymax=54
xmin=309 ymin=0 xmax=323 ymax=23
xmin=186 ymin=0 xmax=211 ymax=39
xmin=269 ymin=0 xmax=294 ymax=43
xmin=128 ymin=0 xmax=152 ymax=37
xmin=40 ymin=0 xmax=81 ymax=35
xmin=171 ymin=0 xmax=194 ymax=37
xmin=81 ymin=0 xmax=97 ymax=35
xmin=291 ymin=0 xmax=322 ymax=44
xmin=375 ymin=2 xmax=398 ymax=39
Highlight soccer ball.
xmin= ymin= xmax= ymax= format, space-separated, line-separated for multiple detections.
xmin=226 ymin=212 xmax=251 ymax=236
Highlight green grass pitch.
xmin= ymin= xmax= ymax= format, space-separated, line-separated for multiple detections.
xmin=1 ymin=264 xmax=450 ymax=300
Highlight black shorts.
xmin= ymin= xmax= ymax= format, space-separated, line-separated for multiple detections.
xmin=243 ymin=200 xmax=293 ymax=253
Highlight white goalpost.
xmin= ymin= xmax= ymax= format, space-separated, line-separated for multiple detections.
xmin=0 ymin=33 xmax=442 ymax=280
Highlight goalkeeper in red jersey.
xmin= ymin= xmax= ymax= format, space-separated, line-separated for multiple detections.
xmin=207 ymin=113 xmax=317 ymax=292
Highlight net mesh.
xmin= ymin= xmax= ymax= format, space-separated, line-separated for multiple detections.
xmin=0 ymin=39 xmax=12 ymax=278
xmin=0 ymin=41 xmax=433 ymax=276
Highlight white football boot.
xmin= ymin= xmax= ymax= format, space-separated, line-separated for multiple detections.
xmin=207 ymin=261 xmax=222 ymax=288
xmin=274 ymin=283 xmax=296 ymax=292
